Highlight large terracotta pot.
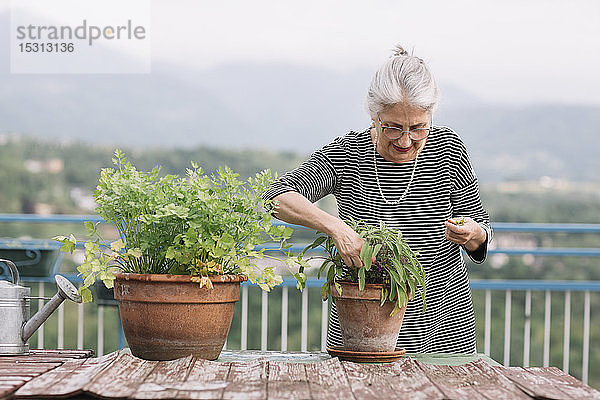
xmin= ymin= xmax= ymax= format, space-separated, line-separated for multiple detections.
xmin=113 ymin=272 xmax=246 ymax=361
xmin=330 ymin=281 xmax=407 ymax=352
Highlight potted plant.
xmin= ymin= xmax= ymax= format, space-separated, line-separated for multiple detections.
xmin=55 ymin=149 xmax=303 ymax=361
xmin=299 ymin=219 xmax=426 ymax=352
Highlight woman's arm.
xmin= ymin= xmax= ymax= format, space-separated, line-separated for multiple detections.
xmin=272 ymin=191 xmax=364 ymax=268
xmin=446 ymin=130 xmax=493 ymax=263
xmin=263 ymin=138 xmax=365 ymax=268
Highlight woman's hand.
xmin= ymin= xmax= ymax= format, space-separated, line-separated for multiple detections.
xmin=445 ymin=217 xmax=486 ymax=252
xmin=330 ymin=220 xmax=364 ymax=268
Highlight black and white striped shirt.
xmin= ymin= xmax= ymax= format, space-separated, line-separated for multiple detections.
xmin=264 ymin=126 xmax=492 ymax=353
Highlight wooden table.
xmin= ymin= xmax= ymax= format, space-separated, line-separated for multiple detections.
xmin=1 ymin=349 xmax=599 ymax=399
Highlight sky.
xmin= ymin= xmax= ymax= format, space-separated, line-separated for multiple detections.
xmin=3 ymin=0 xmax=600 ymax=105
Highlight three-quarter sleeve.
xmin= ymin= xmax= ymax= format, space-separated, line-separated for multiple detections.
xmin=449 ymin=134 xmax=493 ymax=264
xmin=263 ymin=137 xmax=346 ymax=203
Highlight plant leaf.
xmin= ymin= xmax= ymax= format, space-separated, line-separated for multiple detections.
xmin=358 ymin=267 xmax=365 ymax=291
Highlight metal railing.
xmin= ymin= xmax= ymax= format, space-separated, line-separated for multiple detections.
xmin=14 ymin=277 xmax=598 ymax=384
xmin=1 ymin=214 xmax=599 ymax=386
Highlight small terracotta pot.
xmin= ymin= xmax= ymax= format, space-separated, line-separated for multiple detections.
xmin=330 ymin=281 xmax=407 ymax=352
xmin=113 ymin=272 xmax=246 ymax=361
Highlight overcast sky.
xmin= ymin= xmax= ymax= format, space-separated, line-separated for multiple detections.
xmin=4 ymin=0 xmax=600 ymax=105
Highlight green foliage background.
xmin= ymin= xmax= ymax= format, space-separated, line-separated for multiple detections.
xmin=2 ymin=136 xmax=600 ymax=388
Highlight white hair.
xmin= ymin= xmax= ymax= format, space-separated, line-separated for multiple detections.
xmin=366 ymin=45 xmax=440 ymax=118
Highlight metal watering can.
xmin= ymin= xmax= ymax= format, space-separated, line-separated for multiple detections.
xmin=0 ymin=259 xmax=82 ymax=355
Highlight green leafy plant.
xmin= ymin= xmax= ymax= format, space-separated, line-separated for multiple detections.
xmin=298 ymin=219 xmax=426 ymax=316
xmin=54 ymin=149 xmax=306 ymax=302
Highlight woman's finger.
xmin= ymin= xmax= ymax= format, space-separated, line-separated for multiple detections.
xmin=446 ymin=229 xmax=468 ymax=244
xmin=445 ymin=220 xmax=466 ymax=234
xmin=350 ymin=253 xmax=363 ymax=268
xmin=332 ymin=222 xmax=364 ymax=268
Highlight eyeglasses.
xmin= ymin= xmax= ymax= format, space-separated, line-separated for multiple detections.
xmin=377 ymin=115 xmax=431 ymax=141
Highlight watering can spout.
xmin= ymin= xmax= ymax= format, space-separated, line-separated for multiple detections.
xmin=21 ymin=275 xmax=82 ymax=343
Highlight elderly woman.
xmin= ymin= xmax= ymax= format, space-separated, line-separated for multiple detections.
xmin=263 ymin=45 xmax=492 ymax=353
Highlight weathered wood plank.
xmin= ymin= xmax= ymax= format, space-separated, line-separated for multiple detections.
xmin=1 ymin=358 xmax=82 ymax=364
xmin=496 ymin=366 xmax=600 ymax=400
xmin=0 ymin=383 xmax=25 ymax=400
xmin=0 ymin=379 xmax=27 ymax=394
xmin=132 ymin=356 xmax=194 ymax=399
xmin=0 ymin=381 xmax=26 ymax=388
xmin=15 ymin=351 xmax=119 ymax=398
xmin=83 ymin=353 xmax=157 ymax=398
xmin=222 ymin=360 xmax=267 ymax=400
xmin=0 ymin=378 xmax=29 ymax=383
xmin=0 ymin=356 xmax=65 ymax=400
xmin=540 ymin=367 xmax=600 ymax=399
xmin=448 ymin=360 xmax=531 ymax=400
xmin=267 ymin=361 xmax=310 ymax=400
xmin=417 ymin=361 xmax=499 ymax=400
xmin=0 ymin=364 xmax=59 ymax=374
xmin=13 ymin=359 xmax=87 ymax=398
xmin=305 ymin=358 xmax=355 ymax=400
xmin=342 ymin=361 xmax=401 ymax=399
xmin=494 ymin=366 xmax=570 ymax=399
xmin=387 ymin=358 xmax=445 ymax=399
xmin=531 ymin=367 xmax=600 ymax=399
xmin=28 ymin=349 xmax=94 ymax=359
xmin=175 ymin=359 xmax=231 ymax=400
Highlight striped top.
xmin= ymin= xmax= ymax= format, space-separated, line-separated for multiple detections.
xmin=263 ymin=126 xmax=492 ymax=353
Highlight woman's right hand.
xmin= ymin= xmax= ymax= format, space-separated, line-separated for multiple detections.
xmin=330 ymin=220 xmax=364 ymax=268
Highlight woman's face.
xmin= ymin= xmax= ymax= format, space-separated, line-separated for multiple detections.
xmin=371 ymin=103 xmax=431 ymax=164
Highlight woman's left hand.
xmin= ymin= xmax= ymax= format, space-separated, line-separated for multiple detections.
xmin=445 ymin=217 xmax=486 ymax=252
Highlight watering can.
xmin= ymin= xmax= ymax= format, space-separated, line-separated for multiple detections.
xmin=0 ymin=259 xmax=82 ymax=355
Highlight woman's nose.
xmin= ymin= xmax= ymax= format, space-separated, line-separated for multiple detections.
xmin=397 ymin=133 xmax=412 ymax=147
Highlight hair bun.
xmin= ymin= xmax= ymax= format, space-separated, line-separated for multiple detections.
xmin=391 ymin=44 xmax=409 ymax=57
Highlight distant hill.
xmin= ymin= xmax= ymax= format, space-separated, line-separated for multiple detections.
xmin=1 ymin=12 xmax=598 ymax=182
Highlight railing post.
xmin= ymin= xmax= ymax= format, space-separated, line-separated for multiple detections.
xmin=281 ymin=287 xmax=288 ymax=352
xmin=484 ymin=289 xmax=491 ymax=356
xmin=77 ymin=302 xmax=84 ymax=350
xmin=563 ymin=291 xmax=571 ymax=373
xmin=117 ymin=309 xmax=126 ymax=350
xmin=523 ymin=290 xmax=531 ymax=367
xmin=543 ymin=290 xmax=551 ymax=367
xmin=261 ymin=290 xmax=268 ymax=351
xmin=503 ymin=289 xmax=511 ymax=366
xmin=57 ymin=302 xmax=64 ymax=349
xmin=37 ymin=282 xmax=44 ymax=349
xmin=582 ymin=291 xmax=590 ymax=385
xmin=241 ymin=285 xmax=248 ymax=351
xmin=321 ymin=298 xmax=328 ymax=352
xmin=97 ymin=305 xmax=104 ymax=357
xmin=301 ymin=289 xmax=308 ymax=352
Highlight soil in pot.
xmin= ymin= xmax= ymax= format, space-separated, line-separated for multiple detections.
xmin=330 ymin=281 xmax=407 ymax=352
xmin=113 ymin=272 xmax=246 ymax=361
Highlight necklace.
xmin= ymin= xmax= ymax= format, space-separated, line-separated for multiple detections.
xmin=373 ymin=129 xmax=419 ymax=205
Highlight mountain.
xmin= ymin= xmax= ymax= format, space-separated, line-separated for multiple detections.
xmin=1 ymin=12 xmax=599 ymax=182
xmin=436 ymin=104 xmax=600 ymax=181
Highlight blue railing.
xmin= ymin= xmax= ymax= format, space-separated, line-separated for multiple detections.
xmin=1 ymin=214 xmax=599 ymax=386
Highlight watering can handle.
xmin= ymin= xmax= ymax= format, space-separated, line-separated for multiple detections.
xmin=0 ymin=259 xmax=20 ymax=286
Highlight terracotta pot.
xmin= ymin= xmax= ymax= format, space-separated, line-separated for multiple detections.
xmin=330 ymin=281 xmax=407 ymax=352
xmin=113 ymin=272 xmax=246 ymax=361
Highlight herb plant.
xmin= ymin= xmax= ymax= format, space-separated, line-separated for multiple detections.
xmin=299 ymin=219 xmax=426 ymax=316
xmin=55 ymin=149 xmax=304 ymax=302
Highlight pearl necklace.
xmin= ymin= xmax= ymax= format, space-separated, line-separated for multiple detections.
xmin=373 ymin=129 xmax=419 ymax=205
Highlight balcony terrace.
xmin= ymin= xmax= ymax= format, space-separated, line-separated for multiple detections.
xmin=1 ymin=214 xmax=599 ymax=392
